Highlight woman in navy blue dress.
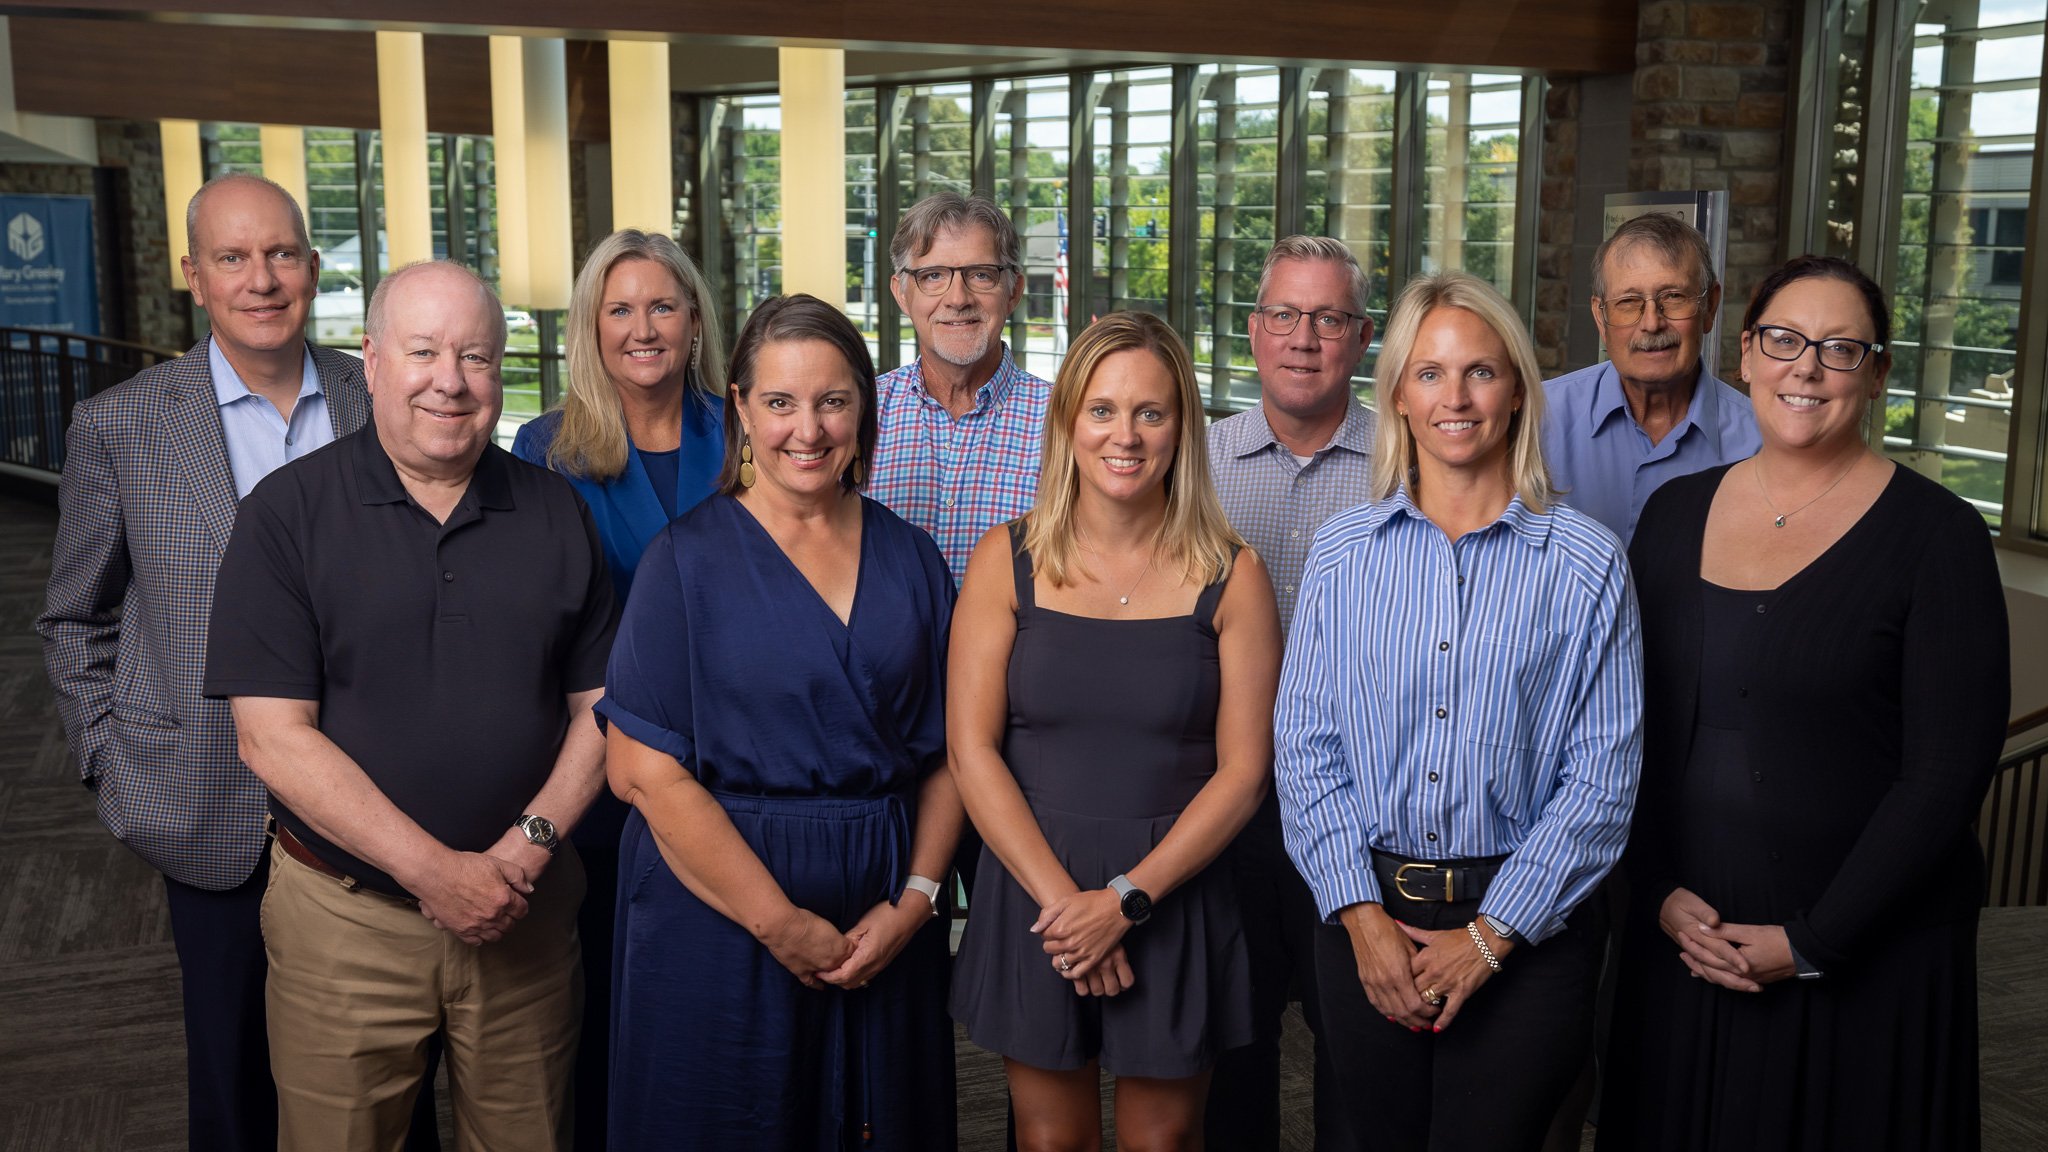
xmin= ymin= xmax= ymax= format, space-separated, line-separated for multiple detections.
xmin=510 ymin=230 xmax=727 ymax=1149
xmin=948 ymin=312 xmax=1282 ymax=1149
xmin=599 ymin=295 xmax=962 ymax=1150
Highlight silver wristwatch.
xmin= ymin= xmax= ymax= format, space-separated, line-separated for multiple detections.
xmin=514 ymin=813 xmax=560 ymax=855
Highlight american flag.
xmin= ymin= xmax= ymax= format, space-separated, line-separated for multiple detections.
xmin=1053 ymin=209 xmax=1069 ymax=354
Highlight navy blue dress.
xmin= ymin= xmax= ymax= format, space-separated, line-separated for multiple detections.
xmin=598 ymin=494 xmax=957 ymax=1151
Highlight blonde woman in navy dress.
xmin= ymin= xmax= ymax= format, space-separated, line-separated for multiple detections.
xmin=949 ymin=311 xmax=1283 ymax=1150
xmin=1275 ymin=272 xmax=1643 ymax=1150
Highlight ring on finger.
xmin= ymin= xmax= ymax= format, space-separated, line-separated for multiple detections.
xmin=1423 ymin=987 xmax=1445 ymax=1006
xmin=1057 ymin=953 xmax=1074 ymax=973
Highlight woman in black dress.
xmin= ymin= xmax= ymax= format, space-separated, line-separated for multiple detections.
xmin=1600 ymin=256 xmax=2010 ymax=1151
xmin=948 ymin=311 xmax=1282 ymax=1150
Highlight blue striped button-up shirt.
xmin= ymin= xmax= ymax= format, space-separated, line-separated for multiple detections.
xmin=869 ymin=345 xmax=1050 ymax=584
xmin=1274 ymin=486 xmax=1643 ymax=943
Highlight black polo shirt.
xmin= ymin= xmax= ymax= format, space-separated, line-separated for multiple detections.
xmin=204 ymin=427 xmax=618 ymax=898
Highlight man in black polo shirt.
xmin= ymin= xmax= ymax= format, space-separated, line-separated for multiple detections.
xmin=205 ymin=260 xmax=616 ymax=1152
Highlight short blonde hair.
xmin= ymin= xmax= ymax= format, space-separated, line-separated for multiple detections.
xmin=1023 ymin=312 xmax=1242 ymax=588
xmin=550 ymin=230 xmax=727 ymax=482
xmin=1369 ymin=272 xmax=1554 ymax=511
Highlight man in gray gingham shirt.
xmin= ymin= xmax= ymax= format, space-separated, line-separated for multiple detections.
xmin=1203 ymin=235 xmax=1377 ymax=1152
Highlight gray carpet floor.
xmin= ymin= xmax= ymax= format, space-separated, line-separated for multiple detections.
xmin=2 ymin=489 xmax=2041 ymax=1150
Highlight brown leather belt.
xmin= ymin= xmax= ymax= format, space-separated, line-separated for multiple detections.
xmin=274 ymin=822 xmax=351 ymax=885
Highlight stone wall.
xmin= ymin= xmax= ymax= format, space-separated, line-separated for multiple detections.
xmin=1629 ymin=0 xmax=1795 ymax=366
xmin=95 ymin=119 xmax=192 ymax=352
xmin=1534 ymin=78 xmax=1581 ymax=374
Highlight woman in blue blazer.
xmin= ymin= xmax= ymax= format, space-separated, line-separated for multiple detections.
xmin=513 ymin=229 xmax=727 ymax=599
xmin=510 ymin=228 xmax=726 ymax=1152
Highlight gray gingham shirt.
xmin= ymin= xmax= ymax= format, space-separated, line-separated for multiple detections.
xmin=1207 ymin=398 xmax=1378 ymax=631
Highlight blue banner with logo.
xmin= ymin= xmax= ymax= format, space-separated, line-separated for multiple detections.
xmin=0 ymin=194 xmax=99 ymax=335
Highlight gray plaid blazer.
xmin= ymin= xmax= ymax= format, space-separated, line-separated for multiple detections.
xmin=37 ymin=340 xmax=370 ymax=890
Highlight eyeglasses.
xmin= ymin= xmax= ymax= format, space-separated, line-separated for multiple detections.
xmin=1751 ymin=325 xmax=1884 ymax=372
xmin=1253 ymin=306 xmax=1366 ymax=339
xmin=899 ymin=263 xmax=1016 ymax=296
xmin=1599 ymin=289 xmax=1709 ymax=327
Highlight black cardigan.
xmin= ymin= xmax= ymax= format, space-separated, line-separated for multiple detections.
xmin=1625 ymin=462 xmax=2010 ymax=973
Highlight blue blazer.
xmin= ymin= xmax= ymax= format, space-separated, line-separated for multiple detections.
xmin=511 ymin=393 xmax=725 ymax=599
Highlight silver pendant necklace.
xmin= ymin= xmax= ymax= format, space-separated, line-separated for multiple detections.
xmin=1754 ymin=454 xmax=1859 ymax=528
xmin=1079 ymin=527 xmax=1157 ymax=605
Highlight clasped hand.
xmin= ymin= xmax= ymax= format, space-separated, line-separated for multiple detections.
xmin=1658 ymin=887 xmax=1795 ymax=991
xmin=1034 ymin=888 xmax=1136 ymax=997
xmin=1341 ymin=904 xmax=1504 ymax=1033
xmin=412 ymin=847 xmax=536 ymax=946
xmin=817 ymin=896 xmax=934 ymax=991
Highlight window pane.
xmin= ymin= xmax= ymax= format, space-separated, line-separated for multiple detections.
xmin=1886 ymin=5 xmax=2044 ymax=526
xmin=1421 ymin=72 xmax=1523 ymax=298
xmin=1090 ymin=67 xmax=1174 ymax=332
xmin=720 ymin=94 xmax=784 ymax=334
xmin=989 ymin=76 xmax=1071 ymax=380
xmin=1307 ymin=68 xmax=1398 ymax=393
xmin=1193 ymin=64 xmax=1281 ymax=411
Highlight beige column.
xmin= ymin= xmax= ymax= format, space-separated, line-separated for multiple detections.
xmin=489 ymin=36 xmax=532 ymax=307
xmin=609 ymin=41 xmax=674 ymax=236
xmin=161 ymin=119 xmax=202 ymax=290
xmin=259 ymin=125 xmax=310 ymax=223
xmin=778 ymin=47 xmax=846 ymax=305
xmin=522 ymin=37 xmax=574 ymax=310
xmin=376 ymin=31 xmax=432 ymax=269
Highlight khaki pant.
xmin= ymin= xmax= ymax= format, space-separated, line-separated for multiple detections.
xmin=260 ymin=838 xmax=584 ymax=1152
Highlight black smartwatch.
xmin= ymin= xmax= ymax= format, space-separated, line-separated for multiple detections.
xmin=1108 ymin=874 xmax=1153 ymax=924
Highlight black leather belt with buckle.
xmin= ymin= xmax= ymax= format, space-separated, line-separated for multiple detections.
xmin=1371 ymin=851 xmax=1507 ymax=903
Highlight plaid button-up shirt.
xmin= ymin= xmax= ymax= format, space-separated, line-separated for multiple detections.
xmin=1206 ymin=398 xmax=1379 ymax=631
xmin=869 ymin=345 xmax=1050 ymax=584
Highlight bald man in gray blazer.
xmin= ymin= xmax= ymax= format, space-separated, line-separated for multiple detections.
xmin=37 ymin=174 xmax=368 ymax=1152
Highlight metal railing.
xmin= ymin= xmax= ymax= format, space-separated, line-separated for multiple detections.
xmin=0 ymin=328 xmax=177 ymax=479
xmin=1981 ymin=706 xmax=2048 ymax=907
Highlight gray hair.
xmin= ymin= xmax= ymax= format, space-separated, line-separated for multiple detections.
xmin=1256 ymin=235 xmax=1372 ymax=315
xmin=185 ymin=172 xmax=311 ymax=256
xmin=1592 ymin=212 xmax=1718 ymax=298
xmin=889 ymin=191 xmax=1021 ymax=274
xmin=364 ymin=260 xmax=506 ymax=353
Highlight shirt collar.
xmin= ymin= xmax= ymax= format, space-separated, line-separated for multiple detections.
xmin=208 ymin=335 xmax=321 ymax=409
xmin=1360 ymin=483 xmax=1553 ymax=547
xmin=351 ymin=426 xmax=516 ymax=510
xmin=1227 ymin=396 xmax=1375 ymax=459
xmin=908 ymin=343 xmax=1021 ymax=415
xmin=1589 ymin=358 xmax=1726 ymax=452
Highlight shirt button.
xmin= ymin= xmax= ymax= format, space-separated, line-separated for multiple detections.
xmin=443 ymin=571 xmax=455 ymax=582
xmin=1285 ymin=584 xmax=1295 ymax=593
xmin=1291 ymin=529 xmax=1301 ymax=538
xmin=1755 ymin=603 xmax=1767 ymax=614
xmin=1738 ymin=687 xmax=1748 ymax=698
xmin=1769 ymin=851 xmax=1782 ymax=862
xmin=1426 ymin=832 xmax=1439 ymax=843
xmin=1438 ymin=641 xmax=1449 ymax=652
xmin=1427 ymin=771 xmax=1440 ymax=782
xmin=284 ymin=435 xmax=294 ymax=446
xmin=1434 ymin=707 xmax=1448 ymax=719
xmin=1457 ymin=575 xmax=1466 ymax=586
xmin=1752 ymin=771 xmax=1764 ymax=783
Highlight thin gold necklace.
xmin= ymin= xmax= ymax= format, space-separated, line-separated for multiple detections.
xmin=1754 ymin=453 xmax=1859 ymax=528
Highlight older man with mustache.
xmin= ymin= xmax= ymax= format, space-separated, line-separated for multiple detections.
xmin=869 ymin=191 xmax=1051 ymax=585
xmin=1542 ymin=213 xmax=1760 ymax=544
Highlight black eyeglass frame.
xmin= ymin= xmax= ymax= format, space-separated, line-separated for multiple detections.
xmin=1597 ymin=288 xmax=1711 ymax=328
xmin=1749 ymin=324 xmax=1885 ymax=372
xmin=1251 ymin=305 xmax=1368 ymax=339
xmin=897 ymin=263 xmax=1020 ymax=296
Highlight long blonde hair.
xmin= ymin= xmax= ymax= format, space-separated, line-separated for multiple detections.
xmin=1022 ymin=311 xmax=1243 ymax=588
xmin=549 ymin=230 xmax=727 ymax=481
xmin=1369 ymin=272 xmax=1555 ymax=511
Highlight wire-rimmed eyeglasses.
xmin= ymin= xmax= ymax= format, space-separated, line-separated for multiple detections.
xmin=1252 ymin=305 xmax=1366 ymax=339
xmin=1598 ymin=289 xmax=1709 ymax=327
xmin=899 ymin=263 xmax=1017 ymax=296
xmin=1751 ymin=325 xmax=1884 ymax=372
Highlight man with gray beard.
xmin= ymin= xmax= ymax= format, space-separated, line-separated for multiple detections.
xmin=869 ymin=192 xmax=1051 ymax=584
xmin=1541 ymin=212 xmax=1759 ymax=545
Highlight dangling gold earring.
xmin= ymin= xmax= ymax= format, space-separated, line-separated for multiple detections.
xmin=847 ymin=452 xmax=866 ymax=489
xmin=690 ymin=334 xmax=703 ymax=381
xmin=738 ymin=436 xmax=756 ymax=488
